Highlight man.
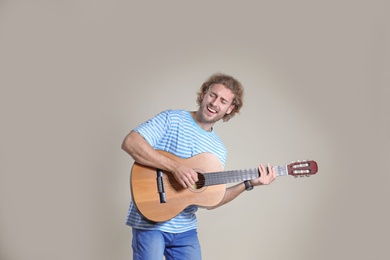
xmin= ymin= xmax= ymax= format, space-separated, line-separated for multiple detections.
xmin=121 ymin=73 xmax=276 ymax=259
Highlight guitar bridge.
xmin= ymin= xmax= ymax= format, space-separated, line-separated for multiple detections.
xmin=156 ymin=169 xmax=166 ymax=203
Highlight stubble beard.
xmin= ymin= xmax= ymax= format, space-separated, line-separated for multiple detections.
xmin=198 ymin=103 xmax=226 ymax=124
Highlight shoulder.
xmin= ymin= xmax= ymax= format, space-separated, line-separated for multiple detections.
xmin=145 ymin=109 xmax=187 ymax=123
xmin=158 ymin=109 xmax=191 ymax=123
xmin=162 ymin=109 xmax=188 ymax=117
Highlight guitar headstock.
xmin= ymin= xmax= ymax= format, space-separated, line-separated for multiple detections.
xmin=287 ymin=160 xmax=318 ymax=177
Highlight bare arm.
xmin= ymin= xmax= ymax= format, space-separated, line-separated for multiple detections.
xmin=121 ymin=131 xmax=198 ymax=188
xmin=207 ymin=163 xmax=276 ymax=209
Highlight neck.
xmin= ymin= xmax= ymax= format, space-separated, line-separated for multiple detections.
xmin=191 ymin=111 xmax=214 ymax=132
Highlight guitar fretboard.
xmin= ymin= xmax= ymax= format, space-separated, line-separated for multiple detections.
xmin=203 ymin=165 xmax=288 ymax=187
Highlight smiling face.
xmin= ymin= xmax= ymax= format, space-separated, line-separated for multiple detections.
xmin=194 ymin=83 xmax=236 ymax=131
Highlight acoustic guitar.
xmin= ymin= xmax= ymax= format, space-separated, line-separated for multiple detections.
xmin=130 ymin=150 xmax=318 ymax=222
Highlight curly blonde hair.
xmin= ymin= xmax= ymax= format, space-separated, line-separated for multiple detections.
xmin=196 ymin=73 xmax=244 ymax=122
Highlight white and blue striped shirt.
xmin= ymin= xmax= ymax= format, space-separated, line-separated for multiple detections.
xmin=126 ymin=109 xmax=227 ymax=233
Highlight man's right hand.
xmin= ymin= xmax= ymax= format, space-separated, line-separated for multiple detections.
xmin=171 ymin=163 xmax=199 ymax=188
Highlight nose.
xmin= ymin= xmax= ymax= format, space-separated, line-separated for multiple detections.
xmin=210 ymin=98 xmax=219 ymax=107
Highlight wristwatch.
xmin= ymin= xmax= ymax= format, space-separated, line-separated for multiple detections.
xmin=244 ymin=180 xmax=253 ymax=191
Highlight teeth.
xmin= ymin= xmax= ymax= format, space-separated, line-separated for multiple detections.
xmin=207 ymin=106 xmax=217 ymax=113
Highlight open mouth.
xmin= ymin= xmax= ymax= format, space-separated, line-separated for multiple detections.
xmin=207 ymin=106 xmax=217 ymax=114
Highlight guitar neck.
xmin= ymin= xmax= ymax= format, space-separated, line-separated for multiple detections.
xmin=203 ymin=165 xmax=288 ymax=186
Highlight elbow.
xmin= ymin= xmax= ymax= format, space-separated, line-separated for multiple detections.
xmin=121 ymin=138 xmax=128 ymax=151
xmin=206 ymin=203 xmax=222 ymax=210
xmin=121 ymin=131 xmax=150 ymax=163
xmin=121 ymin=132 xmax=134 ymax=154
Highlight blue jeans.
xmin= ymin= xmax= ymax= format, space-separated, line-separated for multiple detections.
xmin=132 ymin=228 xmax=202 ymax=260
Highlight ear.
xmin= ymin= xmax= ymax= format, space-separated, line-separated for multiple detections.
xmin=226 ymin=104 xmax=235 ymax=115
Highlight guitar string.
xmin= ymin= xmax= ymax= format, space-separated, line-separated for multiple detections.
xmin=144 ymin=166 xmax=289 ymax=191
xmin=154 ymin=168 xmax=261 ymax=191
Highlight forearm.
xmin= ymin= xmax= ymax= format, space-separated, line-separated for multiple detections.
xmin=208 ymin=163 xmax=277 ymax=210
xmin=122 ymin=131 xmax=199 ymax=188
xmin=207 ymin=182 xmax=247 ymax=210
xmin=121 ymin=131 xmax=179 ymax=172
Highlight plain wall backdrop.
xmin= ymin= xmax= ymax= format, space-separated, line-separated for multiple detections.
xmin=1 ymin=1 xmax=389 ymax=259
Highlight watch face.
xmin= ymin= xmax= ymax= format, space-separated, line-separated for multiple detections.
xmin=244 ymin=181 xmax=253 ymax=191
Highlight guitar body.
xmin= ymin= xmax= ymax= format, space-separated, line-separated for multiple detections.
xmin=130 ymin=151 xmax=226 ymax=222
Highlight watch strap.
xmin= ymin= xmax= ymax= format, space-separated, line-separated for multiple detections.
xmin=244 ymin=180 xmax=254 ymax=191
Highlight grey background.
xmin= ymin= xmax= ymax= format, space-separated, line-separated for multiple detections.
xmin=1 ymin=1 xmax=389 ymax=259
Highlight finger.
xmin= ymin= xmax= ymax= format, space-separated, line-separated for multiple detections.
xmin=191 ymin=170 xmax=199 ymax=182
xmin=180 ymin=173 xmax=195 ymax=187
xmin=185 ymin=176 xmax=194 ymax=187
xmin=266 ymin=163 xmax=272 ymax=176
xmin=187 ymin=173 xmax=197 ymax=185
xmin=180 ymin=180 xmax=188 ymax=188
xmin=267 ymin=164 xmax=276 ymax=182
xmin=258 ymin=164 xmax=265 ymax=175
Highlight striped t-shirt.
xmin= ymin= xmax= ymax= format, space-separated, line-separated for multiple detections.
xmin=126 ymin=109 xmax=227 ymax=233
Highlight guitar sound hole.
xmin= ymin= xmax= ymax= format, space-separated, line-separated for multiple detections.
xmin=194 ymin=173 xmax=205 ymax=189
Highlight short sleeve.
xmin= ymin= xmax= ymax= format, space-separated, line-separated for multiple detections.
xmin=133 ymin=110 xmax=171 ymax=147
